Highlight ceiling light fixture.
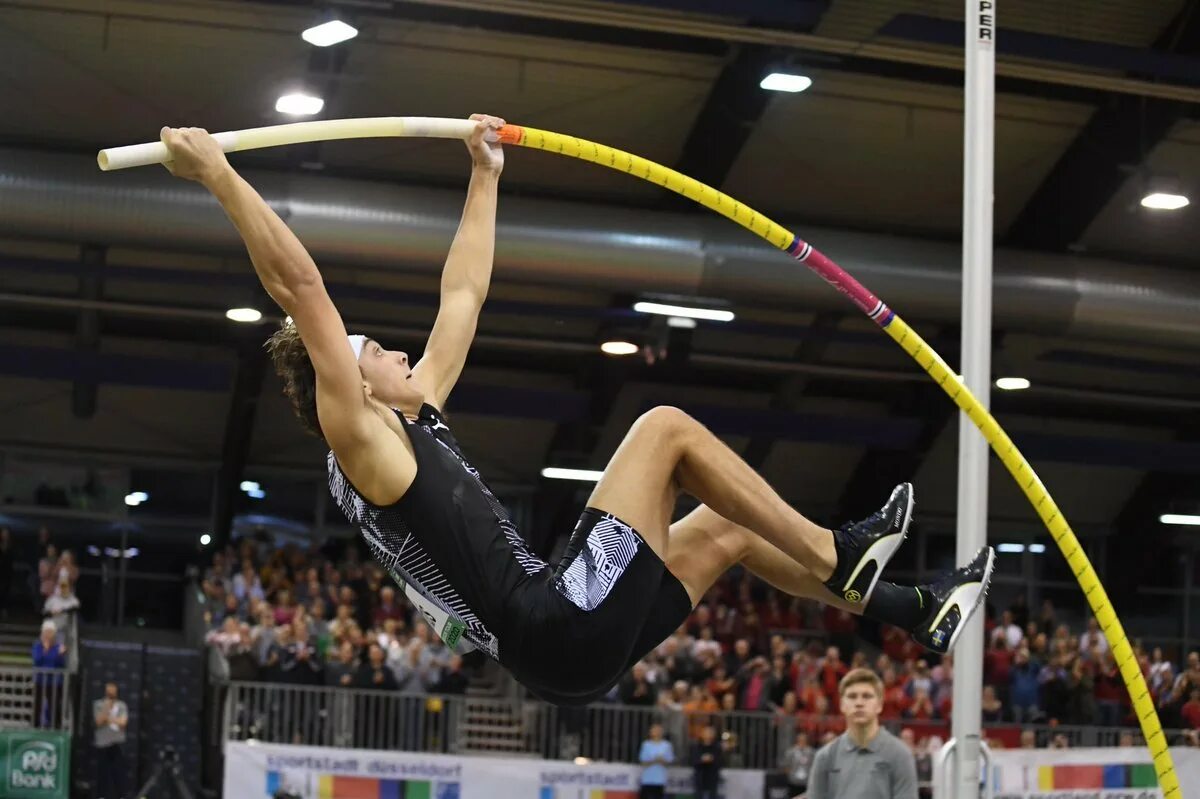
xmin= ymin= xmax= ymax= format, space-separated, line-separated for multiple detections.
xmin=633 ymin=301 xmax=734 ymax=323
xmin=275 ymin=93 xmax=325 ymax=116
xmin=240 ymin=481 xmax=260 ymax=493
xmin=600 ymin=341 xmax=638 ymax=356
xmin=994 ymin=377 xmax=1031 ymax=391
xmin=124 ymin=491 xmax=148 ymax=507
xmin=301 ymin=19 xmax=358 ymax=47
xmin=1141 ymin=192 xmax=1190 ymax=211
xmin=226 ymin=307 xmax=263 ymax=323
xmin=200 ymin=533 xmax=212 ymax=546
xmin=760 ymin=72 xmax=813 ymax=93
xmin=1161 ymin=513 xmax=1200 ymax=526
xmin=541 ymin=467 xmax=605 ymax=482
xmin=996 ymin=543 xmax=1025 ymax=554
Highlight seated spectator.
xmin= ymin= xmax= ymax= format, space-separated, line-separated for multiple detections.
xmin=227 ymin=625 xmax=260 ymax=682
xmin=1094 ymin=651 xmax=1124 ymax=726
xmin=881 ymin=667 xmax=909 ymax=719
xmin=904 ymin=686 xmax=937 ymax=721
xmin=818 ymin=646 xmax=848 ymax=705
xmin=981 ymin=685 xmax=1006 ymax=723
xmin=1182 ymin=689 xmax=1200 ymax=730
xmin=621 ymin=662 xmax=658 ymax=707
xmin=991 ymin=610 xmax=1023 ymax=650
xmin=42 ymin=577 xmax=80 ymax=624
xmin=272 ymin=589 xmax=297 ymax=626
xmin=683 ymin=685 xmax=719 ymax=740
xmin=692 ymin=626 xmax=721 ymax=663
xmin=205 ymin=617 xmax=242 ymax=657
xmin=1009 ymin=647 xmax=1042 ymax=723
xmin=37 ymin=545 xmax=59 ymax=602
xmin=372 ymin=586 xmax=406 ymax=628
xmin=325 ymin=641 xmax=359 ymax=688
xmin=433 ymin=655 xmax=469 ymax=695
xmin=232 ymin=561 xmax=265 ymax=604
xmin=1078 ymin=618 xmax=1108 ymax=658
xmin=356 ymin=643 xmax=398 ymax=690
xmin=705 ymin=665 xmax=735 ymax=705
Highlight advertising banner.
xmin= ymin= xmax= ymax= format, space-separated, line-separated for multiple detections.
xmin=0 ymin=731 xmax=70 ymax=799
xmin=224 ymin=741 xmax=765 ymax=799
xmin=990 ymin=746 xmax=1200 ymax=799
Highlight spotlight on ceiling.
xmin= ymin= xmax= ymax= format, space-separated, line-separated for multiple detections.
xmin=275 ymin=93 xmax=325 ymax=116
xmin=633 ymin=301 xmax=734 ymax=323
xmin=600 ymin=341 xmax=638 ymax=356
xmin=301 ymin=19 xmax=358 ymax=47
xmin=541 ymin=467 xmax=604 ymax=482
xmin=760 ymin=72 xmax=813 ymax=93
xmin=225 ymin=307 xmax=263 ymax=323
xmin=994 ymin=377 xmax=1031 ymax=391
xmin=1141 ymin=192 xmax=1190 ymax=211
xmin=1161 ymin=513 xmax=1200 ymax=526
xmin=124 ymin=491 xmax=149 ymax=507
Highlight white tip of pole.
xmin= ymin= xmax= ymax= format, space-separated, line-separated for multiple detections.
xmin=97 ymin=141 xmax=171 ymax=171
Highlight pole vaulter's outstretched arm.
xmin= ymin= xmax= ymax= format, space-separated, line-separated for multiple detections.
xmin=410 ymin=114 xmax=505 ymax=412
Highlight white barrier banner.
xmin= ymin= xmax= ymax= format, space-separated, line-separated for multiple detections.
xmin=224 ymin=741 xmax=766 ymax=799
xmin=990 ymin=747 xmax=1200 ymax=799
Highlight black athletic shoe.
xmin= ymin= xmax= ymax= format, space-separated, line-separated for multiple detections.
xmin=912 ymin=546 xmax=996 ymax=654
xmin=824 ymin=482 xmax=914 ymax=606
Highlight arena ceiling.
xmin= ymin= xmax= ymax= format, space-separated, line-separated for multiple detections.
xmin=0 ymin=0 xmax=1198 ymax=604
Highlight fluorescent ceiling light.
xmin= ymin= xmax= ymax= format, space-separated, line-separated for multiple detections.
xmin=200 ymin=534 xmax=212 ymax=546
xmin=1028 ymin=543 xmax=1046 ymax=554
xmin=667 ymin=316 xmax=697 ymax=329
xmin=997 ymin=543 xmax=1025 ymax=554
xmin=994 ymin=377 xmax=1031 ymax=391
xmin=239 ymin=481 xmax=260 ymax=493
xmin=226 ymin=307 xmax=262 ymax=323
xmin=600 ymin=341 xmax=638 ymax=356
xmin=633 ymin=301 xmax=734 ymax=323
xmin=124 ymin=491 xmax=148 ymax=507
xmin=247 ymin=488 xmax=266 ymax=499
xmin=275 ymin=93 xmax=325 ymax=116
xmin=1161 ymin=514 xmax=1200 ymax=526
xmin=301 ymin=19 xmax=358 ymax=47
xmin=541 ymin=467 xmax=605 ymax=482
xmin=760 ymin=72 xmax=813 ymax=93
xmin=1141 ymin=192 xmax=1189 ymax=211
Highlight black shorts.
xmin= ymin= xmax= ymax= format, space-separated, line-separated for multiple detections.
xmin=501 ymin=508 xmax=693 ymax=706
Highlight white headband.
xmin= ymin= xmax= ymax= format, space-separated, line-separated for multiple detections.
xmin=347 ymin=335 xmax=366 ymax=361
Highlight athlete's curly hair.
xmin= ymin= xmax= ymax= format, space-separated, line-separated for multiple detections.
xmin=265 ymin=322 xmax=325 ymax=442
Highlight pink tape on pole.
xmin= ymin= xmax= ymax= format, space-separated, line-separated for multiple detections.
xmin=786 ymin=236 xmax=894 ymax=326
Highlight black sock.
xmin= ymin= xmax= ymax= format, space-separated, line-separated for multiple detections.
xmin=864 ymin=581 xmax=928 ymax=630
xmin=823 ymin=527 xmax=850 ymax=589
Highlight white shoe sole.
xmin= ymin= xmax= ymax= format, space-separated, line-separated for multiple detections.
xmin=840 ymin=484 xmax=913 ymax=605
xmin=938 ymin=547 xmax=996 ymax=653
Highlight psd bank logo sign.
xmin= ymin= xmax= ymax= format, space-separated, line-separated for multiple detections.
xmin=1 ymin=733 xmax=68 ymax=798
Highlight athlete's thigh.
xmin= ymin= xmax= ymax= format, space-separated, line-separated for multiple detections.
xmin=584 ymin=408 xmax=684 ymax=558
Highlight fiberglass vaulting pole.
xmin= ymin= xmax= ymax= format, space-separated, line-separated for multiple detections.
xmin=950 ymin=1 xmax=996 ymax=798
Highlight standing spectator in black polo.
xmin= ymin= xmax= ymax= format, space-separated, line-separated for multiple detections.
xmin=692 ymin=724 xmax=722 ymax=799
xmin=93 ymin=682 xmax=129 ymax=799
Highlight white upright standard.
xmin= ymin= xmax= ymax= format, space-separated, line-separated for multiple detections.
xmin=943 ymin=2 xmax=996 ymax=799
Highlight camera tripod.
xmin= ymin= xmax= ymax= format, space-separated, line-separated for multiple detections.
xmin=135 ymin=748 xmax=193 ymax=799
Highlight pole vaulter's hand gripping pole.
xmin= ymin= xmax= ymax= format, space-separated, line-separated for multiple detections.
xmin=99 ymin=118 xmax=1180 ymax=796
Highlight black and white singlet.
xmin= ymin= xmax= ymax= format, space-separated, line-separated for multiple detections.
xmin=327 ymin=403 xmax=691 ymax=706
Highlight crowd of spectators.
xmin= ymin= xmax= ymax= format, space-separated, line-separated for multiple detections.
xmin=201 ymin=539 xmax=469 ymax=695
xmin=199 ymin=534 xmax=1200 ymax=740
